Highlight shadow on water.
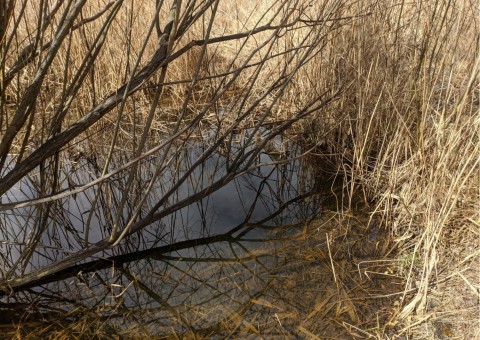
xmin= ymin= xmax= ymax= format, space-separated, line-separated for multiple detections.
xmin=2 ymin=136 xmax=375 ymax=336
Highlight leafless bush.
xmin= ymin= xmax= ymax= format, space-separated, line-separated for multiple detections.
xmin=0 ymin=0 xmax=346 ymax=298
xmin=2 ymin=0 xmax=477 ymax=337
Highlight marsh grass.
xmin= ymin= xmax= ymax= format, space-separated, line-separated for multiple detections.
xmin=300 ymin=1 xmax=479 ymax=337
xmin=0 ymin=0 xmax=478 ymax=338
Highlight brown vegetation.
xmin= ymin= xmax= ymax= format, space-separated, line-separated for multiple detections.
xmin=0 ymin=0 xmax=478 ymax=338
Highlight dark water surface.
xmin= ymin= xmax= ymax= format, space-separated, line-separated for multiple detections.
xmin=0 ymin=138 xmax=332 ymax=334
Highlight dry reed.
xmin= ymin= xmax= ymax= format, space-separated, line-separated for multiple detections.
xmin=0 ymin=0 xmax=478 ymax=338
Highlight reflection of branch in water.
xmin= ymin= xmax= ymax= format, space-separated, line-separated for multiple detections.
xmin=120 ymin=267 xmax=197 ymax=335
xmin=0 ymin=190 xmax=320 ymax=296
xmin=137 ymin=248 xmax=276 ymax=338
xmin=182 ymin=280 xmax=274 ymax=338
xmin=0 ymin=135 xmax=323 ymax=292
xmin=1 ymin=209 xmax=331 ymax=336
xmin=159 ymin=256 xmax=242 ymax=311
xmin=155 ymin=253 xmax=270 ymax=263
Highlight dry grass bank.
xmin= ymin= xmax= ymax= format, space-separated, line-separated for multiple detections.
xmin=300 ymin=1 xmax=479 ymax=338
xmin=1 ymin=0 xmax=478 ymax=338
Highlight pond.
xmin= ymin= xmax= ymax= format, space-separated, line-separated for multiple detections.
xmin=0 ymin=135 xmax=344 ymax=336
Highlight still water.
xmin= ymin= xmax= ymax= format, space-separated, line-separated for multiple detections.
xmin=0 ymin=137 xmax=331 ymax=335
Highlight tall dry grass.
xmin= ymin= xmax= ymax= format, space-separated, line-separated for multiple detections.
xmin=298 ymin=0 xmax=479 ymax=337
xmin=0 ymin=0 xmax=478 ymax=338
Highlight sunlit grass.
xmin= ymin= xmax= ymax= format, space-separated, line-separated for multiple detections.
xmin=1 ymin=0 xmax=478 ymax=338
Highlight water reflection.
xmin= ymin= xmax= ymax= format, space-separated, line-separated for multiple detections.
xmin=1 ymin=232 xmax=294 ymax=335
xmin=1 ymin=138 xmax=320 ymax=268
xmin=0 ymin=138 xmax=331 ymax=335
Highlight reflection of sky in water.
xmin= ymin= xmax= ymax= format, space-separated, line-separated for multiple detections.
xmin=0 ymin=140 xmax=329 ymax=333
xmin=0 ymin=141 xmax=320 ymax=277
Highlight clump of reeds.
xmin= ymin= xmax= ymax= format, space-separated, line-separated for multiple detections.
xmin=299 ymin=0 xmax=479 ymax=337
xmin=0 ymin=0 xmax=478 ymax=338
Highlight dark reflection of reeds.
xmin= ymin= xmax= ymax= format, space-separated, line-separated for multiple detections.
xmin=1 ymin=230 xmax=293 ymax=334
xmin=0 ymin=137 xmax=337 ymax=336
xmin=0 ymin=137 xmax=320 ymax=275
xmin=1 ymin=207 xmax=400 ymax=338
xmin=1 ymin=226 xmax=307 ymax=335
